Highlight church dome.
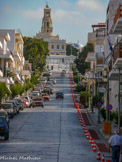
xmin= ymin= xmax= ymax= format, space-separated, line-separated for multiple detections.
xmin=71 ymin=41 xmax=84 ymax=49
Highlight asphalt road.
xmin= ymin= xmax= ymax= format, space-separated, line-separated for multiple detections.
xmin=0 ymin=73 xmax=96 ymax=162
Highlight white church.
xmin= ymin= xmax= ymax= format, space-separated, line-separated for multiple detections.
xmin=35 ymin=3 xmax=75 ymax=72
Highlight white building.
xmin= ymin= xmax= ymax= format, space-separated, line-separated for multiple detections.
xmin=0 ymin=29 xmax=25 ymax=85
xmin=105 ymin=0 xmax=122 ymax=112
xmin=35 ymin=3 xmax=75 ymax=72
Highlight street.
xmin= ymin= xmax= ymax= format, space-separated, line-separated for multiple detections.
xmin=0 ymin=73 xmax=96 ymax=162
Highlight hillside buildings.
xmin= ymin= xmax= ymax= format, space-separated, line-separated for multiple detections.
xmin=0 ymin=29 xmax=31 ymax=91
xmin=85 ymin=0 xmax=122 ymax=116
xmin=35 ymin=3 xmax=75 ymax=72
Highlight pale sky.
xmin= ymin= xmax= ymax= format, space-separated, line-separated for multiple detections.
xmin=0 ymin=0 xmax=109 ymax=45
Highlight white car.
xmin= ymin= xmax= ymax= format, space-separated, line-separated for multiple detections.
xmin=22 ymin=96 xmax=31 ymax=108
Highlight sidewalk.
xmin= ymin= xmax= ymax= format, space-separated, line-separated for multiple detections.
xmin=87 ymin=107 xmax=118 ymax=139
xmin=79 ymin=108 xmax=112 ymax=161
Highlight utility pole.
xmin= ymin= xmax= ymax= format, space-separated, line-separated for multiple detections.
xmin=118 ymin=68 xmax=121 ymax=134
xmin=107 ymin=70 xmax=110 ymax=121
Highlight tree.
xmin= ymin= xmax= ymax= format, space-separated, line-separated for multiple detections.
xmin=75 ymin=43 xmax=94 ymax=74
xmin=10 ymin=84 xmax=23 ymax=98
xmin=23 ymin=37 xmax=49 ymax=73
xmin=66 ymin=44 xmax=78 ymax=56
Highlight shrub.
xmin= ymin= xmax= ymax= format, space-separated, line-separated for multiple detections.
xmin=73 ymin=75 xmax=80 ymax=84
xmin=0 ymin=82 xmax=11 ymax=103
xmin=30 ymin=75 xmax=39 ymax=85
xmin=76 ymin=84 xmax=86 ymax=92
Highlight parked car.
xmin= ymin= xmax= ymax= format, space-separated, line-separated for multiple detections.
xmin=46 ymin=81 xmax=53 ymax=87
xmin=42 ymin=88 xmax=50 ymax=95
xmin=31 ymin=91 xmax=40 ymax=97
xmin=0 ymin=116 xmax=9 ymax=140
xmin=0 ymin=110 xmax=9 ymax=125
xmin=1 ymin=103 xmax=14 ymax=118
xmin=56 ymin=92 xmax=64 ymax=99
xmin=22 ymin=96 xmax=31 ymax=108
xmin=34 ymin=87 xmax=42 ymax=93
xmin=30 ymin=97 xmax=44 ymax=108
xmin=39 ymin=77 xmax=47 ymax=84
xmin=41 ymin=93 xmax=50 ymax=101
xmin=14 ymin=98 xmax=24 ymax=110
xmin=45 ymin=86 xmax=53 ymax=94
xmin=43 ymin=73 xmax=50 ymax=77
xmin=6 ymin=100 xmax=19 ymax=114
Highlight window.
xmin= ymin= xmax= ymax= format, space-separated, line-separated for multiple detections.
xmin=62 ymin=45 xmax=64 ymax=49
xmin=47 ymin=22 xmax=49 ymax=27
xmin=62 ymin=58 xmax=64 ymax=63
xmin=57 ymin=45 xmax=59 ymax=49
xmin=52 ymin=45 xmax=54 ymax=49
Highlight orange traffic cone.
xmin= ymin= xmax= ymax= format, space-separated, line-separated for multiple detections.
xmin=101 ymin=154 xmax=105 ymax=162
xmin=93 ymin=142 xmax=96 ymax=152
xmin=96 ymin=149 xmax=101 ymax=160
xmin=89 ymin=136 xmax=92 ymax=144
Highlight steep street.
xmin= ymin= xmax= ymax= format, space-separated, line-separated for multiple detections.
xmin=0 ymin=73 xmax=96 ymax=162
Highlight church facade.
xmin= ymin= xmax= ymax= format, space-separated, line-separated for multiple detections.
xmin=35 ymin=3 xmax=75 ymax=72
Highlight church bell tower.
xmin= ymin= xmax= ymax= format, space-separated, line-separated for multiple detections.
xmin=41 ymin=3 xmax=53 ymax=37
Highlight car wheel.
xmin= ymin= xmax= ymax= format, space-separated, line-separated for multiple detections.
xmin=11 ymin=114 xmax=14 ymax=119
xmin=4 ymin=132 xmax=9 ymax=140
xmin=33 ymin=106 xmax=34 ymax=108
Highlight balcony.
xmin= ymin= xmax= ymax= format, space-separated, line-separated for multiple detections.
xmin=88 ymin=33 xmax=96 ymax=42
xmin=0 ymin=42 xmax=2 ymax=49
xmin=85 ymin=52 xmax=95 ymax=62
xmin=85 ymin=71 xmax=103 ymax=80
xmin=23 ymin=70 xmax=31 ymax=79
xmin=109 ymin=69 xmax=122 ymax=80
xmin=0 ymin=77 xmax=10 ymax=84
xmin=113 ymin=41 xmax=122 ymax=68
xmin=95 ymin=53 xmax=104 ymax=71
xmin=0 ymin=69 xmax=3 ymax=77
xmin=13 ymin=51 xmax=21 ymax=64
xmin=14 ymin=68 xmax=21 ymax=82
xmin=112 ymin=5 xmax=122 ymax=34
xmin=0 ymin=50 xmax=14 ymax=62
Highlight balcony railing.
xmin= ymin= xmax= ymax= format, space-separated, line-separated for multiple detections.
xmin=114 ymin=5 xmax=122 ymax=24
xmin=113 ymin=41 xmax=122 ymax=63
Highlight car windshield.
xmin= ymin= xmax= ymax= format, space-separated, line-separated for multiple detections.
xmin=42 ymin=94 xmax=47 ymax=96
xmin=1 ymin=104 xmax=11 ymax=109
xmin=0 ymin=118 xmax=3 ymax=124
xmin=15 ymin=99 xmax=22 ymax=103
xmin=0 ymin=111 xmax=7 ymax=116
xmin=33 ymin=98 xmax=42 ymax=101
xmin=57 ymin=92 xmax=63 ymax=95
xmin=32 ymin=93 xmax=38 ymax=96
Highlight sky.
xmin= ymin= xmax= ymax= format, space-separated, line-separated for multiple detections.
xmin=0 ymin=0 xmax=109 ymax=45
